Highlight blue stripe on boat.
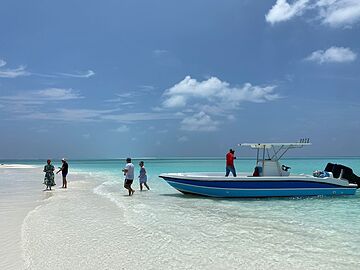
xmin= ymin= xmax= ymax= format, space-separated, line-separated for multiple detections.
xmin=162 ymin=177 xmax=346 ymax=189
xmin=166 ymin=181 xmax=357 ymax=197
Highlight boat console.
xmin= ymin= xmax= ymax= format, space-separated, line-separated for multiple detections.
xmin=254 ymin=160 xmax=290 ymax=177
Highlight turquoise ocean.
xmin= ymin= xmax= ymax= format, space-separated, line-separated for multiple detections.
xmin=1 ymin=157 xmax=360 ymax=269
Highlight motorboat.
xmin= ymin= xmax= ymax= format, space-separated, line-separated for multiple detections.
xmin=159 ymin=140 xmax=359 ymax=197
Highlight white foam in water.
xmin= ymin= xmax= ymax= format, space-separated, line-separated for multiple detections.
xmin=0 ymin=164 xmax=39 ymax=169
xmin=2 ymin=162 xmax=360 ymax=269
xmin=93 ymin=180 xmax=126 ymax=209
xmin=22 ymin=199 xmax=54 ymax=269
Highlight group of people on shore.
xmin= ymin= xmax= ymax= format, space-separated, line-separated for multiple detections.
xmin=42 ymin=157 xmax=150 ymax=196
xmin=43 ymin=150 xmax=234 ymax=194
xmin=122 ymin=158 xmax=150 ymax=196
xmin=43 ymin=158 xmax=68 ymax=190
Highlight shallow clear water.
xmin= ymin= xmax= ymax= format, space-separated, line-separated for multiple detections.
xmin=1 ymin=158 xmax=360 ymax=269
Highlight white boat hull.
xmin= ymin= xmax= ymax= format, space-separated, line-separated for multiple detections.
xmin=159 ymin=172 xmax=357 ymax=198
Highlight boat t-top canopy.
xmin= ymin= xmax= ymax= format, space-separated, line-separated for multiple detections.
xmin=239 ymin=142 xmax=311 ymax=149
xmin=237 ymin=139 xmax=311 ymax=161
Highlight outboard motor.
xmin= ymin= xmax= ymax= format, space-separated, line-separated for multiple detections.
xmin=325 ymin=163 xmax=360 ymax=188
xmin=324 ymin=163 xmax=334 ymax=173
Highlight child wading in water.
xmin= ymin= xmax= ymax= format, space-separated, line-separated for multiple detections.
xmin=138 ymin=161 xmax=150 ymax=191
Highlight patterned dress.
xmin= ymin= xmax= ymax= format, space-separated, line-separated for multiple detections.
xmin=43 ymin=164 xmax=56 ymax=186
xmin=139 ymin=167 xmax=147 ymax=184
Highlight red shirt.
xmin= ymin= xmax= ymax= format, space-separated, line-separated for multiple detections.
xmin=226 ymin=152 xmax=235 ymax=166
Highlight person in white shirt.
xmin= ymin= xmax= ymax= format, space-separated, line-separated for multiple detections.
xmin=122 ymin=157 xmax=135 ymax=196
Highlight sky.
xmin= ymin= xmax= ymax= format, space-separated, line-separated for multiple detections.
xmin=0 ymin=0 xmax=360 ymax=159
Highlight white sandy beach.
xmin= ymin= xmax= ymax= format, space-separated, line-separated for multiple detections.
xmin=0 ymin=166 xmax=105 ymax=270
xmin=2 ymin=163 xmax=360 ymax=270
xmin=0 ymin=166 xmax=41 ymax=269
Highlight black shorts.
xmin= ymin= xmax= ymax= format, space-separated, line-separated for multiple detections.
xmin=124 ymin=179 xmax=133 ymax=187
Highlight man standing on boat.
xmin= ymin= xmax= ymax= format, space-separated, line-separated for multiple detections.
xmin=225 ymin=149 xmax=237 ymax=177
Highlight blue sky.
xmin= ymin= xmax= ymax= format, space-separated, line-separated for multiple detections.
xmin=0 ymin=0 xmax=359 ymax=159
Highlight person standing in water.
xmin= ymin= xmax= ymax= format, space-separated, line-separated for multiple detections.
xmin=43 ymin=159 xmax=56 ymax=190
xmin=138 ymin=161 xmax=150 ymax=191
xmin=122 ymin=158 xmax=135 ymax=196
xmin=225 ymin=149 xmax=237 ymax=177
xmin=56 ymin=158 xmax=68 ymax=188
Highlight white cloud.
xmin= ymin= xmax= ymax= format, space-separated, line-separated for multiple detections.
xmin=178 ymin=136 xmax=189 ymax=142
xmin=152 ymin=106 xmax=164 ymax=112
xmin=318 ymin=0 xmax=360 ymax=27
xmin=37 ymin=88 xmax=83 ymax=100
xmin=0 ymin=59 xmax=95 ymax=79
xmin=163 ymin=76 xmax=279 ymax=110
xmin=102 ymin=112 xmax=180 ymax=123
xmin=0 ymin=64 xmax=30 ymax=78
xmin=266 ymin=0 xmax=310 ymax=24
xmin=162 ymin=76 xmax=279 ymax=132
xmin=138 ymin=85 xmax=155 ymax=91
xmin=180 ymin=112 xmax=219 ymax=132
xmin=55 ymin=70 xmax=95 ymax=78
xmin=21 ymin=108 xmax=116 ymax=122
xmin=0 ymin=89 xmax=82 ymax=115
xmin=0 ymin=88 xmax=83 ymax=104
xmin=153 ymin=49 xmax=168 ymax=56
xmin=266 ymin=0 xmax=360 ymax=27
xmin=152 ymin=49 xmax=181 ymax=67
xmin=115 ymin=125 xmax=130 ymax=132
xmin=163 ymin=95 xmax=187 ymax=108
xmin=0 ymin=59 xmax=6 ymax=67
xmin=227 ymin=115 xmax=236 ymax=121
xmin=0 ymin=87 xmax=179 ymax=123
xmin=305 ymin=46 xmax=357 ymax=63
xmin=104 ymin=93 xmax=135 ymax=105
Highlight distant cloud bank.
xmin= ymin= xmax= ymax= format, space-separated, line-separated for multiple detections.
xmin=163 ymin=76 xmax=279 ymax=110
xmin=305 ymin=46 xmax=357 ymax=63
xmin=266 ymin=0 xmax=360 ymax=27
xmin=162 ymin=76 xmax=280 ymax=132
xmin=162 ymin=76 xmax=279 ymax=110
xmin=0 ymin=88 xmax=83 ymax=116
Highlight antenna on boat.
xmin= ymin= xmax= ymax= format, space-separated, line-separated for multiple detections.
xmin=299 ymin=138 xmax=310 ymax=144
